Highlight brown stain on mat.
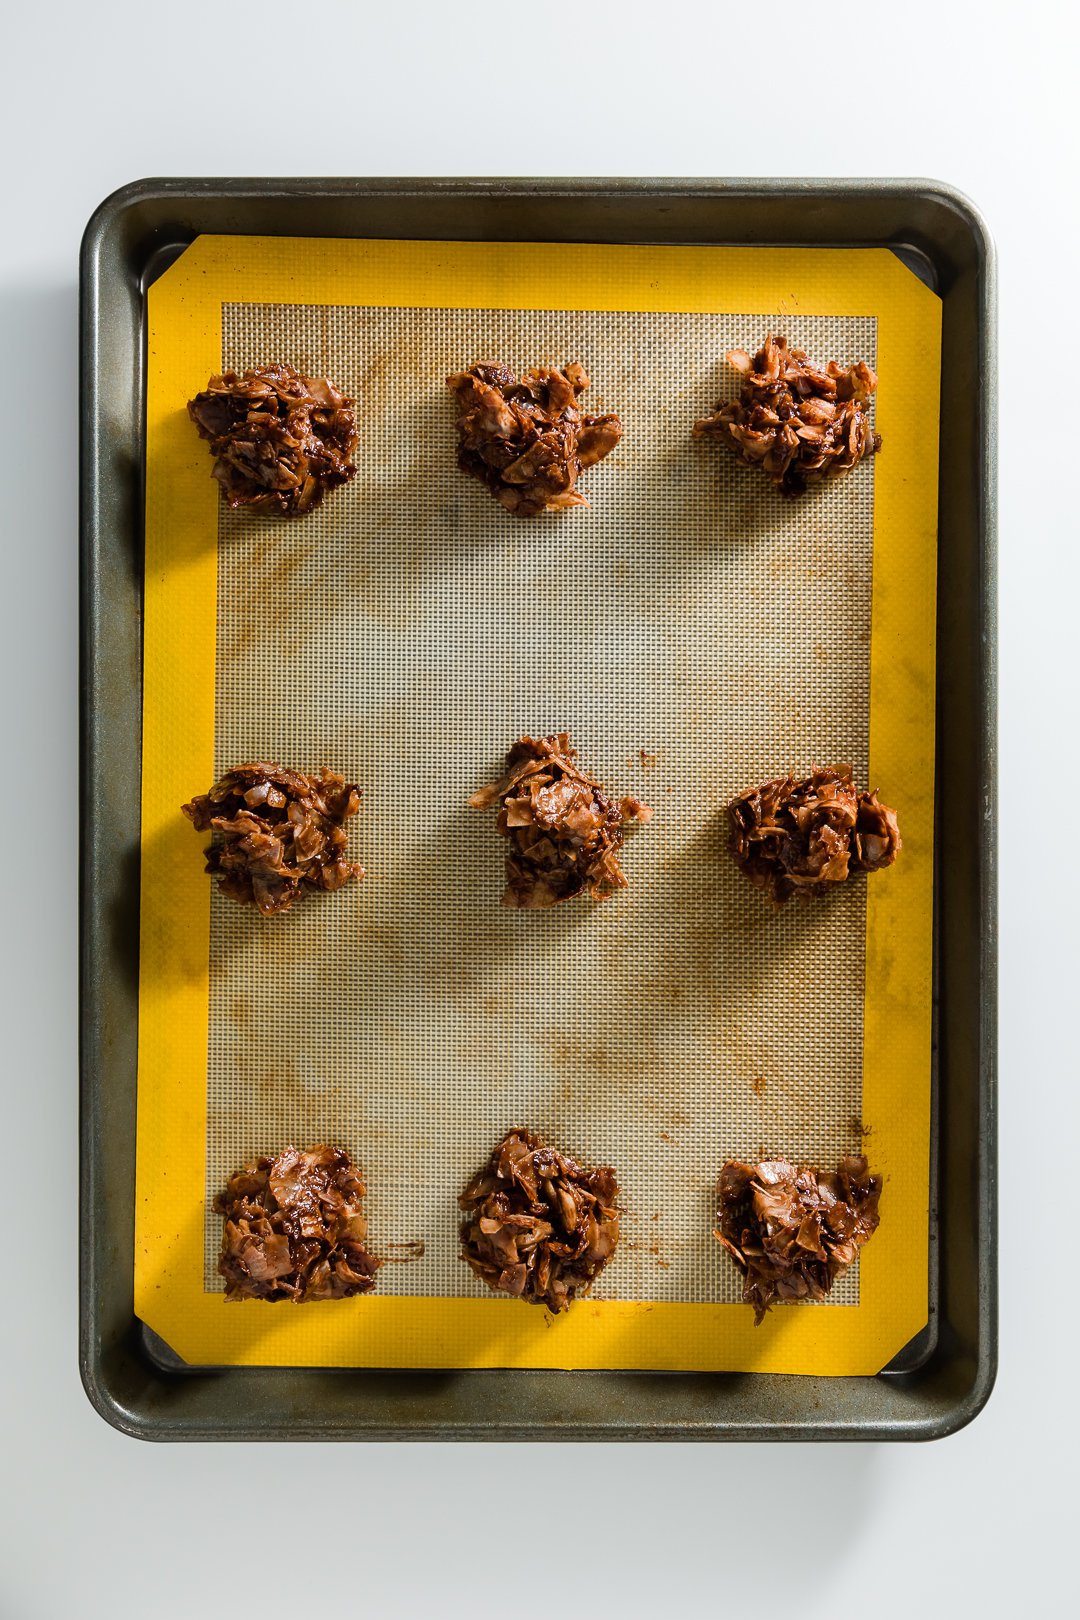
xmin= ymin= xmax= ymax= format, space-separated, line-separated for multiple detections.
xmin=227 ymin=625 xmax=257 ymax=661
xmin=362 ymin=922 xmax=406 ymax=968
xmin=544 ymin=1031 xmax=612 ymax=1074
xmin=264 ymin=540 xmax=313 ymax=594
xmin=220 ymin=528 xmax=336 ymax=660
xmin=623 ymin=1240 xmax=673 ymax=1271
xmin=358 ymin=347 xmax=395 ymax=392
xmin=378 ymin=1239 xmax=427 ymax=1265
xmin=255 ymin=1062 xmax=307 ymax=1106
xmin=230 ymin=995 xmax=252 ymax=1030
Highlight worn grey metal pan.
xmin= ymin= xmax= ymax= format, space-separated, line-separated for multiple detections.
xmin=80 ymin=177 xmax=996 ymax=1441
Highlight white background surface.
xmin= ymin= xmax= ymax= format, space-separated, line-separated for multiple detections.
xmin=1 ymin=1 xmax=1076 ymax=1614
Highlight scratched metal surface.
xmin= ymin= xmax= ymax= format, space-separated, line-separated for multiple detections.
xmin=203 ymin=302 xmax=877 ymax=1304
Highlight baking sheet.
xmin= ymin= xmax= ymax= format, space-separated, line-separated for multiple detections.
xmin=135 ymin=237 xmax=941 ymax=1373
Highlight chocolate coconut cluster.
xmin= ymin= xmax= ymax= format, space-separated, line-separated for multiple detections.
xmin=447 ymin=361 xmax=622 ymax=516
xmin=188 ymin=363 xmax=357 ymax=516
xmin=729 ymin=765 xmax=900 ymax=902
xmin=469 ymin=733 xmax=651 ymax=907
xmin=716 ymin=1155 xmax=882 ymax=1323
xmin=214 ymin=1144 xmax=378 ymax=1302
xmin=694 ymin=334 xmax=881 ymax=496
xmin=459 ymin=1127 xmax=621 ymax=1312
xmin=182 ymin=762 xmax=364 ymax=916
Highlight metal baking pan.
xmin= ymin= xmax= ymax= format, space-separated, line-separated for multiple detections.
xmin=80 ymin=177 xmax=996 ymax=1441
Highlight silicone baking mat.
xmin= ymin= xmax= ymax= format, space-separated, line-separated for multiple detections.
xmin=136 ymin=237 xmax=940 ymax=1373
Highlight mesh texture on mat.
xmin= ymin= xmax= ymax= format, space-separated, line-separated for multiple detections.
xmin=204 ymin=304 xmax=877 ymax=1305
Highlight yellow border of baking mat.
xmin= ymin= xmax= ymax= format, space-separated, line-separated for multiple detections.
xmin=136 ymin=237 xmax=940 ymax=1373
